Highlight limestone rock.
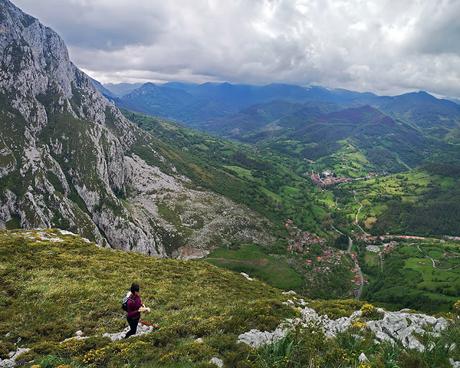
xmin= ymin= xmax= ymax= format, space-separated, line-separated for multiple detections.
xmin=239 ymin=304 xmax=450 ymax=352
xmin=102 ymin=322 xmax=154 ymax=341
xmin=0 ymin=0 xmax=275 ymax=257
xmin=359 ymin=352 xmax=368 ymax=362
xmin=0 ymin=348 xmax=30 ymax=368
xmin=209 ymin=357 xmax=224 ymax=368
xmin=238 ymin=328 xmax=287 ymax=348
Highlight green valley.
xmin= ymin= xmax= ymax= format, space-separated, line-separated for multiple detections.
xmin=2 ymin=1 xmax=460 ymax=367
xmin=359 ymin=237 xmax=460 ymax=312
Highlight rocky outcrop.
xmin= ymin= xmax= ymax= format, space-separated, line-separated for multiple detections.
xmin=103 ymin=323 xmax=154 ymax=342
xmin=0 ymin=348 xmax=30 ymax=368
xmin=238 ymin=303 xmax=450 ymax=352
xmin=0 ymin=0 xmax=274 ymax=256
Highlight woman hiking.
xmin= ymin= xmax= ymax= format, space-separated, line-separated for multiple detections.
xmin=124 ymin=283 xmax=145 ymax=338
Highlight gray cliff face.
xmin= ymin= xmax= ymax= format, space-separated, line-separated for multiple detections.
xmin=0 ymin=0 xmax=274 ymax=256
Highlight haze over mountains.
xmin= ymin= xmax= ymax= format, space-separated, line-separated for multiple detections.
xmin=102 ymin=81 xmax=460 ymax=138
xmin=96 ymin=80 xmax=460 ymax=175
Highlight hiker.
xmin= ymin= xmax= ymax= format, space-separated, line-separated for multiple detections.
xmin=124 ymin=283 xmax=145 ymax=338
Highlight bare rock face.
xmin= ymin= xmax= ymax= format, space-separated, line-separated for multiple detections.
xmin=0 ymin=0 xmax=273 ymax=256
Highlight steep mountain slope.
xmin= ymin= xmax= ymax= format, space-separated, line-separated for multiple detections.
xmin=0 ymin=0 xmax=273 ymax=256
xmin=90 ymin=78 xmax=117 ymax=99
xmin=1 ymin=230 xmax=459 ymax=368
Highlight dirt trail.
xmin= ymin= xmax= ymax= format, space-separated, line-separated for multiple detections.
xmin=416 ymin=244 xmax=437 ymax=268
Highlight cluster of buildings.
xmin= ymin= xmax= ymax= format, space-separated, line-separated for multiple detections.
xmin=310 ymin=170 xmax=352 ymax=187
xmin=365 ymin=242 xmax=396 ymax=254
xmin=285 ymin=219 xmax=325 ymax=253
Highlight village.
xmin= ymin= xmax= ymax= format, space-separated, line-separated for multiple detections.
xmin=310 ymin=170 xmax=352 ymax=187
xmin=284 ymin=219 xmax=365 ymax=298
xmin=309 ymin=169 xmax=378 ymax=187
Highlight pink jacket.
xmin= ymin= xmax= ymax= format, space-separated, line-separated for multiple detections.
xmin=127 ymin=294 xmax=142 ymax=319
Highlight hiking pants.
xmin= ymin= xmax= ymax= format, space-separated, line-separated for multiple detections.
xmin=125 ymin=316 xmax=140 ymax=338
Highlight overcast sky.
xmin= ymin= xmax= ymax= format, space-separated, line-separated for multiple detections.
xmin=14 ymin=0 xmax=460 ymax=97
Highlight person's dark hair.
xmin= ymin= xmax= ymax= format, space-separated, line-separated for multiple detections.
xmin=130 ymin=283 xmax=140 ymax=293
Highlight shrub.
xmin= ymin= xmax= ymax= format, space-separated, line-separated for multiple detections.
xmin=82 ymin=346 xmax=111 ymax=366
xmin=453 ymin=300 xmax=460 ymax=315
xmin=38 ymin=355 xmax=69 ymax=368
xmin=59 ymin=336 xmax=110 ymax=358
xmin=0 ymin=341 xmax=14 ymax=359
xmin=351 ymin=319 xmax=367 ymax=330
xmin=360 ymin=303 xmax=384 ymax=320
xmin=32 ymin=341 xmax=61 ymax=355
xmin=254 ymin=326 xmax=353 ymax=368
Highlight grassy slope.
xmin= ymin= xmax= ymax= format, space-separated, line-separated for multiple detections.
xmin=1 ymin=230 xmax=459 ymax=368
xmin=206 ymin=244 xmax=303 ymax=290
xmin=0 ymin=229 xmax=294 ymax=367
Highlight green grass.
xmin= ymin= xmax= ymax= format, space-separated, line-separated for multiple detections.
xmin=334 ymin=168 xmax=460 ymax=236
xmin=1 ymin=231 xmax=459 ymax=368
xmin=0 ymin=229 xmax=295 ymax=367
xmin=206 ymin=244 xmax=303 ymax=290
xmin=364 ymin=252 xmax=379 ymax=267
xmin=223 ymin=165 xmax=254 ymax=180
xmin=362 ymin=239 xmax=460 ymax=312
xmin=313 ymin=140 xmax=372 ymax=178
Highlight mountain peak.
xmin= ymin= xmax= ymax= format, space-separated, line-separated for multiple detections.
xmin=400 ymin=90 xmax=436 ymax=101
xmin=142 ymin=82 xmax=158 ymax=88
xmin=0 ymin=0 xmax=271 ymax=257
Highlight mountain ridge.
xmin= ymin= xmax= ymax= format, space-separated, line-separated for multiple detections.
xmin=0 ymin=0 xmax=273 ymax=256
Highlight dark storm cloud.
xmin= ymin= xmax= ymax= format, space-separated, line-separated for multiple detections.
xmin=12 ymin=0 xmax=460 ymax=97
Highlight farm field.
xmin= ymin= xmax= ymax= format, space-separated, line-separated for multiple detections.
xmin=206 ymin=244 xmax=303 ymax=290
xmin=206 ymin=243 xmax=356 ymax=299
xmin=334 ymin=168 xmax=460 ymax=236
xmin=361 ymin=239 xmax=460 ymax=312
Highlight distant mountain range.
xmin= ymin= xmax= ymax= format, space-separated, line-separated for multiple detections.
xmin=95 ymin=81 xmax=460 ymax=176
xmin=104 ymin=82 xmax=143 ymax=97
xmin=99 ymin=81 xmax=460 ymax=143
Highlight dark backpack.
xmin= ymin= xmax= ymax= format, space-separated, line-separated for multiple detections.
xmin=122 ymin=294 xmax=130 ymax=312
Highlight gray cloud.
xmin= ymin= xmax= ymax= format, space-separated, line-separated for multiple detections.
xmin=408 ymin=0 xmax=460 ymax=55
xmin=13 ymin=0 xmax=460 ymax=97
